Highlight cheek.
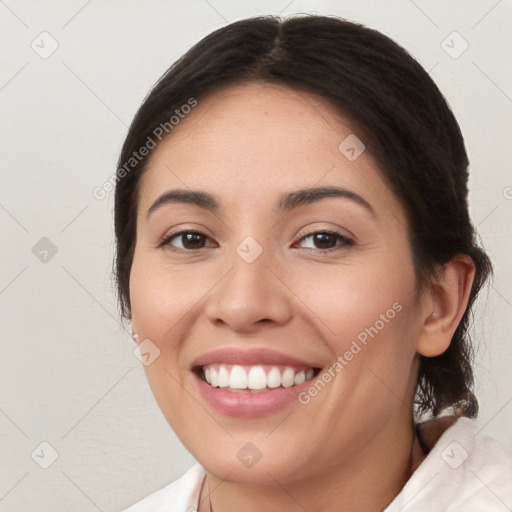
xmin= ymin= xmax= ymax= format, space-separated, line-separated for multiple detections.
xmin=129 ymin=255 xmax=198 ymax=430
xmin=288 ymin=249 xmax=420 ymax=400
xmin=130 ymin=251 xmax=198 ymax=330
xmin=290 ymin=254 xmax=415 ymax=346
xmin=129 ymin=253 xmax=197 ymax=371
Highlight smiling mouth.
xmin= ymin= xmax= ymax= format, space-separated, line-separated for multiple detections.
xmin=194 ymin=364 xmax=321 ymax=393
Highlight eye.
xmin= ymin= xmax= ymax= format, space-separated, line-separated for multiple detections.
xmin=158 ymin=230 xmax=216 ymax=251
xmin=158 ymin=229 xmax=353 ymax=253
xmin=295 ymin=230 xmax=354 ymax=253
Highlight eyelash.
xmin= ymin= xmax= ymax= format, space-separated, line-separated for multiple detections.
xmin=157 ymin=229 xmax=354 ymax=254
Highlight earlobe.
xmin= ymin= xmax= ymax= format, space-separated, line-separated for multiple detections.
xmin=130 ymin=321 xmax=139 ymax=343
xmin=416 ymin=255 xmax=476 ymax=357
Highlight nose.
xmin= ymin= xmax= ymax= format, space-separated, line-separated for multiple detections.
xmin=204 ymin=244 xmax=294 ymax=333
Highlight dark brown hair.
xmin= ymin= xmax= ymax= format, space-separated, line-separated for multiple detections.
xmin=114 ymin=15 xmax=492 ymax=418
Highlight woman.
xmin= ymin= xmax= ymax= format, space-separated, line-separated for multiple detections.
xmin=115 ymin=15 xmax=511 ymax=512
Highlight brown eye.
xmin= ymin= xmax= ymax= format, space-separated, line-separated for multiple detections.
xmin=311 ymin=232 xmax=337 ymax=249
xmin=159 ymin=230 xmax=214 ymax=250
xmin=297 ymin=231 xmax=353 ymax=252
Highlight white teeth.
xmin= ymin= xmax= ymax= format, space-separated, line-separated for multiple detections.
xmin=218 ymin=365 xmax=229 ymax=387
xmin=294 ymin=370 xmax=306 ymax=385
xmin=228 ymin=365 xmax=247 ymax=389
xmin=248 ymin=366 xmax=267 ymax=390
xmin=210 ymin=367 xmax=219 ymax=387
xmin=267 ymin=367 xmax=281 ymax=388
xmin=202 ymin=364 xmax=317 ymax=390
xmin=281 ymin=368 xmax=295 ymax=388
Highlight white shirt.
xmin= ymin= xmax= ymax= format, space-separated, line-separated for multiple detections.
xmin=121 ymin=417 xmax=512 ymax=511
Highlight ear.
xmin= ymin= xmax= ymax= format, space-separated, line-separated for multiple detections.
xmin=416 ymin=254 xmax=476 ymax=357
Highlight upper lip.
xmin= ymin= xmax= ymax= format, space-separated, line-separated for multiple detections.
xmin=190 ymin=347 xmax=321 ymax=369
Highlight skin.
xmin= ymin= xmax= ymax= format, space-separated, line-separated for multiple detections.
xmin=129 ymin=82 xmax=475 ymax=512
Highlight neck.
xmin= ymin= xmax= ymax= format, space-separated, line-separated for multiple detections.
xmin=200 ymin=414 xmax=424 ymax=512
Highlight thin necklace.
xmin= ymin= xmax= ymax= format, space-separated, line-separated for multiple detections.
xmin=207 ymin=475 xmax=213 ymax=512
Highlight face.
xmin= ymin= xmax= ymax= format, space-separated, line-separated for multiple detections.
xmin=129 ymin=82 xmax=426 ymax=484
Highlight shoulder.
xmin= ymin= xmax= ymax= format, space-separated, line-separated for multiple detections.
xmin=386 ymin=417 xmax=512 ymax=511
xmin=120 ymin=464 xmax=206 ymax=512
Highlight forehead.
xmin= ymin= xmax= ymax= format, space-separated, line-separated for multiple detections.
xmin=138 ymin=82 xmax=402 ymax=219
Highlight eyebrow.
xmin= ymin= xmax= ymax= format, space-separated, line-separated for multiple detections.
xmin=146 ymin=186 xmax=376 ymax=218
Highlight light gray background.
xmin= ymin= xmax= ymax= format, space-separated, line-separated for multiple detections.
xmin=0 ymin=1 xmax=511 ymax=510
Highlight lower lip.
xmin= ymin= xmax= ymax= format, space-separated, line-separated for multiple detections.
xmin=193 ymin=372 xmax=317 ymax=418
